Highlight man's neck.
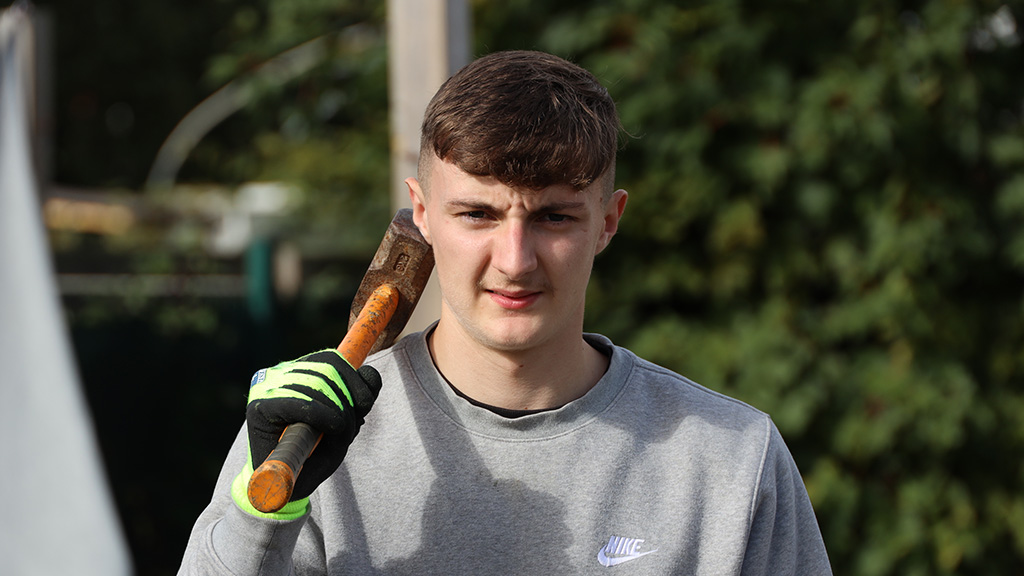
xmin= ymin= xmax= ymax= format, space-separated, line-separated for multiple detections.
xmin=427 ymin=320 xmax=609 ymax=412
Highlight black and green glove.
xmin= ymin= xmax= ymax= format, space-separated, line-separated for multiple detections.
xmin=231 ymin=349 xmax=382 ymax=519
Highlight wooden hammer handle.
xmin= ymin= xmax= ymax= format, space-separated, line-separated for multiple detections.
xmin=247 ymin=284 xmax=400 ymax=513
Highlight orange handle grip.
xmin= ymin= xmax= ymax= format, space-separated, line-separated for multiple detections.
xmin=246 ymin=284 xmax=400 ymax=513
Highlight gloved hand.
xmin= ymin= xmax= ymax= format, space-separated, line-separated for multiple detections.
xmin=230 ymin=349 xmax=382 ymax=519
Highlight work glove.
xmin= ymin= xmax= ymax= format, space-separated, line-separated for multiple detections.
xmin=230 ymin=349 xmax=382 ymax=519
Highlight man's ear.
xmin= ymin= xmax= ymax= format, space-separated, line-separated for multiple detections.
xmin=406 ymin=177 xmax=431 ymax=244
xmin=595 ymin=189 xmax=628 ymax=254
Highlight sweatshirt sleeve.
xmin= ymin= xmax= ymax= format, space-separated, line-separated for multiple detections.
xmin=177 ymin=426 xmax=323 ymax=576
xmin=741 ymin=421 xmax=833 ymax=576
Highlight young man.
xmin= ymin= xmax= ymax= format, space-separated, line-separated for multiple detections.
xmin=179 ymin=50 xmax=832 ymax=575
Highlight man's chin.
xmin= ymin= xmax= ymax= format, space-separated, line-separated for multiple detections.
xmin=473 ymin=320 xmax=546 ymax=353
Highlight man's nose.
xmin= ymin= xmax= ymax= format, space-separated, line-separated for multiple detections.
xmin=492 ymin=221 xmax=538 ymax=280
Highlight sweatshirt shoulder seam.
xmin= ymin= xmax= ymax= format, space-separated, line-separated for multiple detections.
xmin=748 ymin=415 xmax=774 ymax=527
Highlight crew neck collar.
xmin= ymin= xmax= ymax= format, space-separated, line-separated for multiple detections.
xmin=405 ymin=324 xmax=633 ymax=440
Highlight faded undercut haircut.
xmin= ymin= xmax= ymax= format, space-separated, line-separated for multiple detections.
xmin=419 ymin=50 xmax=620 ymax=198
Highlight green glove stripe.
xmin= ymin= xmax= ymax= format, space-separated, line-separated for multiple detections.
xmin=289 ymin=359 xmax=356 ymax=407
xmin=289 ymin=360 xmax=343 ymax=380
xmin=294 ymin=350 xmax=358 ymax=403
xmin=250 ymin=385 xmax=315 ymax=404
xmin=248 ymin=358 xmax=355 ymax=410
xmin=286 ymin=370 xmax=347 ymax=409
xmin=286 ymin=360 xmax=354 ymax=405
xmin=249 ymin=372 xmax=348 ymax=409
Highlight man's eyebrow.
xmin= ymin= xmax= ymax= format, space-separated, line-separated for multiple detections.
xmin=444 ymin=199 xmax=495 ymax=212
xmin=534 ymin=200 xmax=588 ymax=213
xmin=443 ymin=199 xmax=588 ymax=213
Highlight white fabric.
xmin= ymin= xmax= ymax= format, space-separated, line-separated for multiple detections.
xmin=0 ymin=5 xmax=132 ymax=574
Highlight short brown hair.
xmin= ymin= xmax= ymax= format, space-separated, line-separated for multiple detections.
xmin=419 ymin=50 xmax=619 ymax=194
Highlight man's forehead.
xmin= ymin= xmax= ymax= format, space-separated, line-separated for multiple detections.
xmin=426 ymin=156 xmax=600 ymax=204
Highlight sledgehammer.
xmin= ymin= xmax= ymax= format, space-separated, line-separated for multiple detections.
xmin=247 ymin=208 xmax=434 ymax=513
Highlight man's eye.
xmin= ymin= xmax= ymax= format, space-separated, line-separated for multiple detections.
xmin=543 ymin=213 xmax=572 ymax=223
xmin=458 ymin=211 xmax=494 ymax=223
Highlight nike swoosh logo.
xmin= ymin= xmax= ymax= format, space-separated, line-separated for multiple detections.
xmin=597 ymin=547 xmax=657 ymax=567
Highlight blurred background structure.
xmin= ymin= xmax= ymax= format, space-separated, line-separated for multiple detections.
xmin=3 ymin=0 xmax=1024 ymax=574
xmin=1 ymin=4 xmax=131 ymax=574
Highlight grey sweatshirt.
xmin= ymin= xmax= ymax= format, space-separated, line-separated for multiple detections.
xmin=179 ymin=329 xmax=832 ymax=575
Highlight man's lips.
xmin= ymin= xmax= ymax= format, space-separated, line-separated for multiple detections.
xmin=487 ymin=289 xmax=542 ymax=310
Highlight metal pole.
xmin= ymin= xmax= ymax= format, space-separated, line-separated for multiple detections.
xmin=387 ymin=0 xmax=469 ymax=334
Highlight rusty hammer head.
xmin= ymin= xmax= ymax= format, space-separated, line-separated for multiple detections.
xmin=347 ymin=208 xmax=434 ymax=355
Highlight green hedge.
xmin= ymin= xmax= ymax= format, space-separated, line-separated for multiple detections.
xmin=485 ymin=1 xmax=1024 ymax=573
